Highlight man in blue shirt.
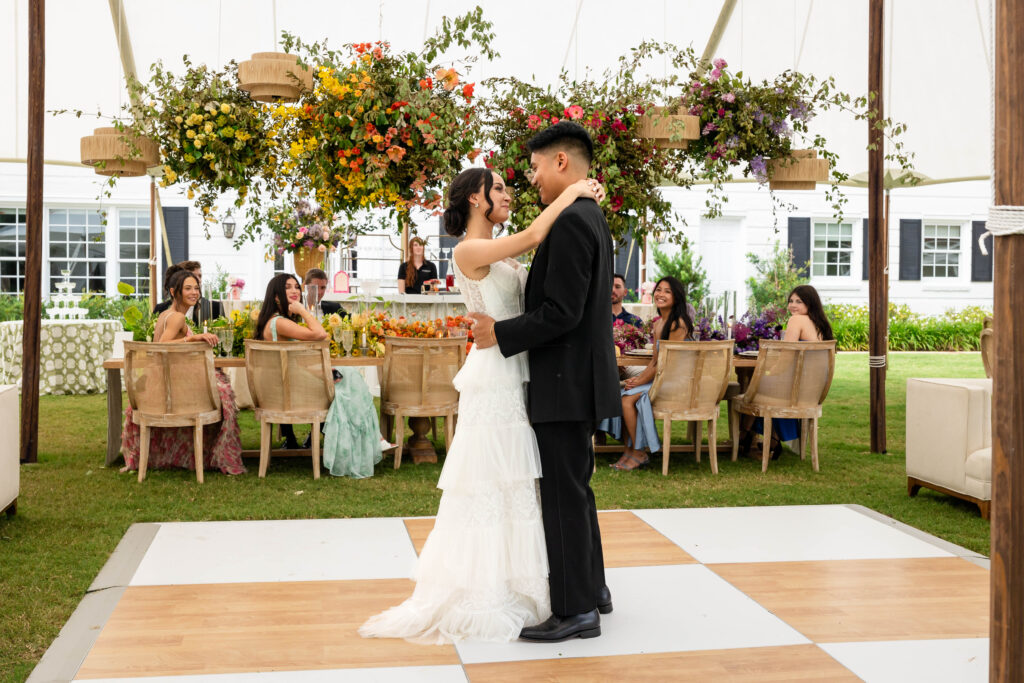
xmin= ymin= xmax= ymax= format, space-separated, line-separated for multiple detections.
xmin=611 ymin=273 xmax=642 ymax=327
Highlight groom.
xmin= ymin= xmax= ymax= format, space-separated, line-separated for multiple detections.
xmin=469 ymin=121 xmax=621 ymax=641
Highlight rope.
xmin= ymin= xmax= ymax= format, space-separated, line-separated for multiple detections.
xmin=979 ymin=205 xmax=1024 ymax=255
xmin=561 ymin=0 xmax=584 ymax=72
xmin=868 ymin=355 xmax=887 ymax=368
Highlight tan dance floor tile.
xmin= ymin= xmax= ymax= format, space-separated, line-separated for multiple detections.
xmin=404 ymin=510 xmax=696 ymax=568
xmin=464 ymin=644 xmax=859 ymax=682
xmin=709 ymin=557 xmax=990 ymax=642
xmin=75 ymin=579 xmax=459 ymax=679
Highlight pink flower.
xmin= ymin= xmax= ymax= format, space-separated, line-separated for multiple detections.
xmin=717 ymin=108 xmax=726 ymax=117
xmin=564 ymin=104 xmax=585 ymax=120
xmin=713 ymin=58 xmax=727 ymax=69
xmin=317 ymin=244 xmax=327 ymax=252
xmin=709 ymin=68 xmax=722 ymax=82
xmin=722 ymin=92 xmax=735 ymax=103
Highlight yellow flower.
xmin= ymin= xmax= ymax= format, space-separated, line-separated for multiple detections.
xmin=328 ymin=313 xmax=343 ymax=327
xmin=184 ymin=153 xmax=196 ymax=163
xmin=204 ymin=122 xmax=214 ymax=134
xmin=186 ymin=129 xmax=196 ymax=139
xmin=187 ymin=188 xmax=195 ymax=199
xmin=174 ymin=115 xmax=184 ymax=124
xmin=235 ymin=130 xmax=251 ymax=142
xmin=194 ymin=139 xmax=203 ymax=149
xmin=220 ymin=103 xmax=231 ymax=114
xmin=249 ymin=308 xmax=260 ymax=322
xmin=203 ymin=152 xmax=215 ymax=161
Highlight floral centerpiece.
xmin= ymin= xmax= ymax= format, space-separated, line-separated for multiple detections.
xmin=731 ymin=308 xmax=785 ymax=353
xmin=612 ymin=319 xmax=652 ymax=354
xmin=257 ymin=200 xmax=345 ymax=263
xmin=126 ymin=58 xmax=279 ymax=227
xmin=264 ymin=10 xmax=497 ymax=235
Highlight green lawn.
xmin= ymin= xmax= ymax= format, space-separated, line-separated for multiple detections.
xmin=0 ymin=352 xmax=989 ymax=680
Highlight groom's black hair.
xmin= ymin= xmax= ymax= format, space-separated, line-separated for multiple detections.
xmin=527 ymin=121 xmax=594 ymax=167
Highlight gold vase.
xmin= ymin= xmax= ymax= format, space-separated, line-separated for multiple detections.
xmin=292 ymin=247 xmax=323 ymax=281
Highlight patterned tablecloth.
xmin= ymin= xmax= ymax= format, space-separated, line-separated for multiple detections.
xmin=0 ymin=319 xmax=122 ymax=395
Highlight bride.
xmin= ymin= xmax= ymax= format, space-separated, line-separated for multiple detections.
xmin=359 ymin=167 xmax=603 ymax=644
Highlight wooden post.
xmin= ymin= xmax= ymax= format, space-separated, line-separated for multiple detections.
xmin=20 ymin=0 xmax=44 ymax=464
xmin=990 ymin=1 xmax=1024 ymax=679
xmin=867 ymin=0 xmax=887 ymax=454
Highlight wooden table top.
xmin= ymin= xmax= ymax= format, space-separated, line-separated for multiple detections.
xmin=104 ymin=355 xmax=385 ymax=370
xmin=617 ymin=354 xmax=757 ymax=368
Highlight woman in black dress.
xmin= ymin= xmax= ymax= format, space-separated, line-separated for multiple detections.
xmin=397 ymin=236 xmax=438 ymax=293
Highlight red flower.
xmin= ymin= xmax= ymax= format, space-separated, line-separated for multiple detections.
xmin=462 ymin=82 xmax=475 ymax=99
xmin=539 ymin=109 xmax=550 ymax=119
xmin=611 ymin=118 xmax=627 ymax=134
xmin=419 ymin=77 xmax=433 ymax=90
xmin=609 ymin=196 xmax=624 ymax=212
xmin=505 ymin=167 xmax=516 ymax=181
xmin=596 ymin=133 xmax=609 ymax=145
xmin=551 ymin=117 xmax=560 ymax=124
xmin=717 ymin=108 xmax=726 ymax=117
xmin=390 ymin=101 xmax=409 ymax=109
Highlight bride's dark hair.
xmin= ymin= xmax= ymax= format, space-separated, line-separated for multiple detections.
xmin=443 ymin=168 xmax=495 ymax=237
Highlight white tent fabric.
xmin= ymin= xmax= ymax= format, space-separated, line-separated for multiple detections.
xmin=0 ymin=0 xmax=992 ymax=182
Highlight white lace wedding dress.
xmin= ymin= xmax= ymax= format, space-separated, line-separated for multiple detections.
xmin=359 ymin=257 xmax=550 ymax=644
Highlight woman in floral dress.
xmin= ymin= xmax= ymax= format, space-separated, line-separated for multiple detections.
xmin=120 ymin=270 xmax=245 ymax=475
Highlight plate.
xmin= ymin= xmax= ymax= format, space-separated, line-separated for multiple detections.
xmin=738 ymin=350 xmax=759 ymax=357
xmin=626 ymin=349 xmax=653 ymax=356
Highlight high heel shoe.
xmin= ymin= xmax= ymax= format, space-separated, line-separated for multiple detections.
xmin=770 ymin=438 xmax=783 ymax=460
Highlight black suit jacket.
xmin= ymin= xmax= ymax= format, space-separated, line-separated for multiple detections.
xmin=494 ymin=197 xmax=621 ymax=424
xmin=153 ymin=297 xmax=222 ymax=325
xmin=320 ymin=300 xmax=347 ymax=317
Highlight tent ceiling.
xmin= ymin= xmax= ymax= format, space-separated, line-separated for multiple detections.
xmin=0 ymin=0 xmax=993 ymax=182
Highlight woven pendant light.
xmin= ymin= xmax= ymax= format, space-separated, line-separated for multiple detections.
xmin=80 ymin=127 xmax=160 ymax=177
xmin=238 ymin=52 xmax=313 ymax=103
xmin=638 ymin=107 xmax=700 ymax=149
xmin=767 ymin=149 xmax=830 ymax=190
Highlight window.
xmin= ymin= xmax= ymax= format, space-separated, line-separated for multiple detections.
xmin=811 ymin=220 xmax=853 ymax=277
xmin=922 ymin=223 xmax=960 ymax=278
xmin=118 ymin=210 xmax=150 ymax=296
xmin=49 ymin=209 xmax=106 ymax=293
xmin=0 ymin=208 xmax=26 ymax=293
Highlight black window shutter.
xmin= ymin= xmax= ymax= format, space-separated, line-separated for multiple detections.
xmin=787 ymin=217 xmax=811 ymax=277
xmin=898 ymin=218 xmax=922 ymax=280
xmin=862 ymin=218 xmax=870 ymax=280
xmin=161 ymin=207 xmax=189 ymax=267
xmin=971 ymin=220 xmax=993 ymax=282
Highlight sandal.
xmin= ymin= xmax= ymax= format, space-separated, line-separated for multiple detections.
xmin=612 ymin=451 xmax=649 ymax=471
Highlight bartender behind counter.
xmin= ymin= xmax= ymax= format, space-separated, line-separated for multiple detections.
xmin=396 ymin=236 xmax=438 ymax=294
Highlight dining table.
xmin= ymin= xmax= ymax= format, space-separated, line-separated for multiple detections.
xmin=103 ymin=355 xmax=385 ymax=467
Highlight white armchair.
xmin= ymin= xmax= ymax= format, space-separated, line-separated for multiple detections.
xmin=1 ymin=384 xmax=19 ymax=516
xmin=906 ymin=377 xmax=992 ymax=518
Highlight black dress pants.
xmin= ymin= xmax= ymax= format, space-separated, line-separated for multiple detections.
xmin=532 ymin=420 xmax=606 ymax=616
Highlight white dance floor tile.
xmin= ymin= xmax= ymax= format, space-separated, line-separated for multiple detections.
xmin=78 ymin=666 xmax=468 ymax=683
xmin=129 ymin=518 xmax=417 ymax=585
xmin=634 ymin=505 xmax=955 ymax=564
xmin=454 ymin=564 xmax=809 ymax=664
xmin=819 ymin=639 xmax=989 ymax=683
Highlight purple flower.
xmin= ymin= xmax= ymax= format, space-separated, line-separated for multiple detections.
xmin=750 ymin=155 xmax=768 ymax=183
xmin=713 ymin=58 xmax=728 ymax=69
xmin=722 ymin=92 xmax=736 ymax=103
xmin=753 ymin=109 xmax=765 ymax=124
xmin=770 ymin=120 xmax=792 ymax=138
xmin=702 ymin=122 xmax=718 ymax=135
xmin=726 ymin=135 xmax=740 ymax=149
xmin=789 ymin=101 xmax=810 ymax=122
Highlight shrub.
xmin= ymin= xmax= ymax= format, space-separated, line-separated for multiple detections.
xmin=650 ymin=243 xmax=710 ymax=304
xmin=825 ymin=303 xmax=989 ymax=351
xmin=745 ymin=242 xmax=808 ymax=313
xmin=0 ymin=294 xmax=23 ymax=321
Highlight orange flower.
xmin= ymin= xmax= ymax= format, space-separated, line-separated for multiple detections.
xmin=435 ymin=68 xmax=459 ymax=91
xmin=462 ymin=82 xmax=475 ymax=99
xmin=419 ymin=77 xmax=433 ymax=90
xmin=386 ymin=146 xmax=406 ymax=163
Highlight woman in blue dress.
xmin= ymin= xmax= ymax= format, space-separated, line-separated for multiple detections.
xmin=739 ymin=284 xmax=834 ymax=458
xmin=603 ymin=276 xmax=693 ymax=471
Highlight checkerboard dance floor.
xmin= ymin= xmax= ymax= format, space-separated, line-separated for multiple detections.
xmin=34 ymin=505 xmax=991 ymax=682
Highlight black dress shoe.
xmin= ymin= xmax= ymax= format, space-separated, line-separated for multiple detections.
xmin=519 ymin=609 xmax=601 ymax=642
xmin=597 ymin=585 xmax=613 ymax=615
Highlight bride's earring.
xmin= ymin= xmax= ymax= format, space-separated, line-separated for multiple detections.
xmin=472 ymin=202 xmax=479 ymax=208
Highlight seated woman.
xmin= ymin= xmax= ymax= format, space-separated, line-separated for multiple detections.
xmin=256 ymin=274 xmax=382 ymax=477
xmin=739 ymin=284 xmax=835 ymax=458
xmin=601 ymin=276 xmax=693 ymax=471
xmin=120 ymin=270 xmax=245 ymax=475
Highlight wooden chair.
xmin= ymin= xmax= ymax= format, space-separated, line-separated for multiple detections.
xmin=244 ymin=340 xmax=335 ymax=479
xmin=123 ymin=342 xmax=222 ymax=483
xmin=980 ymin=327 xmax=993 ymax=378
xmin=380 ymin=337 xmax=467 ymax=469
xmin=729 ymin=340 xmax=837 ymax=472
xmin=649 ymin=340 xmax=734 ymax=475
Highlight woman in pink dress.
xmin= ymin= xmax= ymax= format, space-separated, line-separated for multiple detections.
xmin=120 ymin=270 xmax=245 ymax=475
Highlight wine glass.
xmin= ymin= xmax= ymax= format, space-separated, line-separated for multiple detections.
xmin=341 ymin=329 xmax=355 ymax=357
xmin=331 ymin=325 xmax=344 ymax=355
xmin=222 ymin=328 xmax=234 ymax=357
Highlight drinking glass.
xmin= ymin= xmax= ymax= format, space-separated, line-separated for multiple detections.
xmin=305 ymin=284 xmax=323 ymax=318
xmin=331 ymin=325 xmax=344 ymax=355
xmin=341 ymin=329 xmax=355 ymax=357
xmin=222 ymin=328 xmax=234 ymax=356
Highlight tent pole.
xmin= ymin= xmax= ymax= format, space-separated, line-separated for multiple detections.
xmin=990 ymin=0 xmax=1024 ymax=678
xmin=867 ymin=0 xmax=887 ymax=454
xmin=21 ymin=0 xmax=44 ymax=464
xmin=696 ymin=0 xmax=738 ymax=76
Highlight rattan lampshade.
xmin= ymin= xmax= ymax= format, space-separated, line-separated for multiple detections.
xmin=80 ymin=127 xmax=160 ymax=177
xmin=638 ymin=107 xmax=700 ymax=149
xmin=238 ymin=52 xmax=313 ymax=103
xmin=767 ymin=149 xmax=830 ymax=190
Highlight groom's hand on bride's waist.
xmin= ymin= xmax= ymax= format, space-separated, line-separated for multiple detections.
xmin=467 ymin=312 xmax=497 ymax=349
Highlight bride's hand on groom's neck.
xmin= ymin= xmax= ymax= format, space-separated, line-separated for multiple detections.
xmin=467 ymin=312 xmax=497 ymax=349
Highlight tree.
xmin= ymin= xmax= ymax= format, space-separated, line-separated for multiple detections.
xmin=745 ymin=242 xmax=809 ymax=313
xmin=651 ymin=243 xmax=710 ymax=304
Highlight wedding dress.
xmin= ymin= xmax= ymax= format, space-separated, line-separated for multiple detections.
xmin=359 ymin=257 xmax=550 ymax=644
